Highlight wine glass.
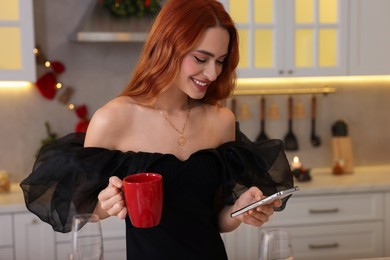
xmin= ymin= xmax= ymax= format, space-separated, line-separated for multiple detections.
xmin=258 ymin=228 xmax=294 ymax=260
xmin=71 ymin=213 xmax=104 ymax=260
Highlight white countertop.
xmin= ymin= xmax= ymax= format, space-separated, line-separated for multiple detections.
xmin=0 ymin=183 xmax=28 ymax=213
xmin=1 ymin=165 xmax=390 ymax=213
xmin=295 ymin=164 xmax=390 ymax=195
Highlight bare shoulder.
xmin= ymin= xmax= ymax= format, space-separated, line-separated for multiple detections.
xmin=84 ymin=96 xmax=136 ymax=148
xmin=203 ymin=104 xmax=236 ymax=144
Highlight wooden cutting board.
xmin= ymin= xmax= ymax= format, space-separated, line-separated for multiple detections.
xmin=332 ymin=137 xmax=354 ymax=173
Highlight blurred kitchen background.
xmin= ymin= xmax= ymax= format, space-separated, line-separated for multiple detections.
xmin=1 ymin=0 xmax=390 ymax=183
xmin=2 ymin=1 xmax=390 ymax=259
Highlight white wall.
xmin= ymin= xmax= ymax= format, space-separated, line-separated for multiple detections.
xmin=0 ymin=0 xmax=389 ymax=181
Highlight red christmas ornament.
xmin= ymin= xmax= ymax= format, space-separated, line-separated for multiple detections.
xmin=75 ymin=105 xmax=88 ymax=119
xmin=50 ymin=61 xmax=66 ymax=74
xmin=35 ymin=72 xmax=57 ymax=99
xmin=144 ymin=0 xmax=150 ymax=8
xmin=75 ymin=119 xmax=90 ymax=133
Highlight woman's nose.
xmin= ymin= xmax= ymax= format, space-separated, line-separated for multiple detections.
xmin=203 ymin=63 xmax=218 ymax=81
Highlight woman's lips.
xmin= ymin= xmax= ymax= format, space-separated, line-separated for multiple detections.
xmin=191 ymin=77 xmax=209 ymax=91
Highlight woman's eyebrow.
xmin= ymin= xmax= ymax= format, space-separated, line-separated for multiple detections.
xmin=195 ymin=50 xmax=228 ymax=59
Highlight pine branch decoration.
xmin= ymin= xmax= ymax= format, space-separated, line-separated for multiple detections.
xmin=102 ymin=0 xmax=161 ymax=18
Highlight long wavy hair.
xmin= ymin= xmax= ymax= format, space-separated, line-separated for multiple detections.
xmin=120 ymin=0 xmax=239 ymax=105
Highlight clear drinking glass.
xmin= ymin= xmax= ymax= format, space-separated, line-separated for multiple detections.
xmin=71 ymin=213 xmax=104 ymax=260
xmin=258 ymin=228 xmax=294 ymax=260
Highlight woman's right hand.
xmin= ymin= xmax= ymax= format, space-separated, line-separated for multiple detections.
xmin=97 ymin=176 xmax=127 ymax=219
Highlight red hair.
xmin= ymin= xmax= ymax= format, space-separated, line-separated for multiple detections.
xmin=121 ymin=0 xmax=239 ymax=105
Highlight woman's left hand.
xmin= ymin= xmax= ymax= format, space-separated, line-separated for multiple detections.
xmin=233 ymin=186 xmax=282 ymax=227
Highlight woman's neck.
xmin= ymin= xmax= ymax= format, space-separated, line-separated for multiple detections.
xmin=154 ymin=88 xmax=191 ymax=112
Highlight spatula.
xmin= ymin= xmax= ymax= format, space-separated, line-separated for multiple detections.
xmin=283 ymin=96 xmax=299 ymax=151
xmin=310 ymin=95 xmax=321 ymax=147
xmin=255 ymin=97 xmax=269 ymax=143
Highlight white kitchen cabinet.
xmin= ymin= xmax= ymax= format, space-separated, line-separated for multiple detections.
xmin=220 ymin=0 xmax=347 ymax=78
xmin=0 ymin=248 xmax=14 ymax=260
xmin=0 ymin=214 xmax=14 ymax=260
xmin=0 ymin=214 xmax=13 ymax=247
xmin=348 ymin=0 xmax=390 ymax=75
xmin=385 ymin=192 xmax=390 ymax=256
xmin=222 ymin=191 xmax=386 ymax=260
xmin=13 ymin=212 xmax=55 ymax=260
xmin=287 ymin=222 xmax=383 ymax=260
xmin=0 ymin=0 xmax=36 ymax=82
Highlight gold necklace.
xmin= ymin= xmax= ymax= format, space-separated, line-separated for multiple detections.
xmin=158 ymin=107 xmax=191 ymax=146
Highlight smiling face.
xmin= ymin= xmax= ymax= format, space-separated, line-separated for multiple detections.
xmin=173 ymin=27 xmax=230 ymax=100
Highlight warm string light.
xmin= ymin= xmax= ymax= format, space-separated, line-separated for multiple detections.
xmin=33 ymin=46 xmax=90 ymax=132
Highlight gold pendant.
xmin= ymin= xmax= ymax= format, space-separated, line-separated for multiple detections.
xmin=178 ymin=136 xmax=186 ymax=146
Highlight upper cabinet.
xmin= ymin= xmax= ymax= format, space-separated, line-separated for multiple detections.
xmin=0 ymin=0 xmax=36 ymax=82
xmin=221 ymin=0 xmax=348 ymax=78
xmin=348 ymin=0 xmax=390 ymax=75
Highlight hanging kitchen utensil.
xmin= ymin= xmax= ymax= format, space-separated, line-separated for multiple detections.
xmin=255 ymin=97 xmax=269 ymax=143
xmin=283 ymin=96 xmax=299 ymax=151
xmin=310 ymin=95 xmax=321 ymax=147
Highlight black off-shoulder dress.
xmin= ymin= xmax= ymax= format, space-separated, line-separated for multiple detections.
xmin=20 ymin=126 xmax=293 ymax=260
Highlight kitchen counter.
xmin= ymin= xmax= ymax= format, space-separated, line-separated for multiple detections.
xmin=223 ymin=164 xmax=390 ymax=260
xmin=295 ymin=164 xmax=390 ymax=195
xmin=0 ymin=183 xmax=27 ymax=213
xmin=1 ymin=165 xmax=390 ymax=213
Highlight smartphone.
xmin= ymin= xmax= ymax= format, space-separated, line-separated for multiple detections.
xmin=230 ymin=186 xmax=299 ymax=218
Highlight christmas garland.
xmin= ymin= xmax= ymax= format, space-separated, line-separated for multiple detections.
xmin=101 ymin=0 xmax=161 ymax=18
xmin=34 ymin=46 xmax=90 ymax=133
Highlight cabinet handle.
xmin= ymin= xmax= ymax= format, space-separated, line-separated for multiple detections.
xmin=288 ymin=70 xmax=293 ymax=74
xmin=309 ymin=208 xmax=339 ymax=214
xmin=309 ymin=243 xmax=339 ymax=249
xmin=279 ymin=70 xmax=284 ymax=75
xmin=31 ymin=219 xmax=39 ymax=225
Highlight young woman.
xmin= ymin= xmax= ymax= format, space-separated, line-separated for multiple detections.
xmin=21 ymin=0 xmax=293 ymax=259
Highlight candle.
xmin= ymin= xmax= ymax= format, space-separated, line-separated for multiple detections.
xmin=291 ymin=156 xmax=302 ymax=170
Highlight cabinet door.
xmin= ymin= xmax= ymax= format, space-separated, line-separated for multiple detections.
xmin=0 ymin=214 xmax=14 ymax=260
xmin=222 ymin=223 xmax=260 ymax=260
xmin=349 ymin=0 xmax=390 ymax=75
xmin=0 ymin=0 xmax=36 ymax=81
xmin=0 ymin=247 xmax=14 ymax=260
xmin=385 ymin=192 xmax=390 ymax=256
xmin=285 ymin=0 xmax=347 ymax=77
xmin=265 ymin=192 xmax=384 ymax=226
xmin=103 ymin=238 xmax=126 ymax=260
xmin=224 ymin=0 xmax=347 ymax=78
xmin=14 ymin=213 xmax=55 ymax=260
xmin=0 ymin=214 xmax=13 ymax=247
xmin=222 ymin=221 xmax=384 ymax=260
xmin=288 ymin=222 xmax=384 ymax=260
xmin=225 ymin=0 xmax=286 ymax=78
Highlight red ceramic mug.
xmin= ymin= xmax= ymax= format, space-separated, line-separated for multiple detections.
xmin=122 ymin=173 xmax=163 ymax=228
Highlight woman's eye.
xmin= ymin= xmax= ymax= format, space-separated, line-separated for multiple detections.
xmin=194 ymin=56 xmax=206 ymax=63
xmin=216 ymin=59 xmax=225 ymax=65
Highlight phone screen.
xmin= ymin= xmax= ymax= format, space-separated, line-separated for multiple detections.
xmin=230 ymin=186 xmax=299 ymax=218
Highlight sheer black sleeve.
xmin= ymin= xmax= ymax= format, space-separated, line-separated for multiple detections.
xmin=217 ymin=123 xmax=294 ymax=211
xmin=20 ymin=133 xmax=128 ymax=233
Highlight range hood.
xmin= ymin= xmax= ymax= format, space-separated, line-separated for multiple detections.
xmin=70 ymin=0 xmax=155 ymax=42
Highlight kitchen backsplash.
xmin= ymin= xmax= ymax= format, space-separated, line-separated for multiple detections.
xmin=0 ymin=0 xmax=389 ymax=181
